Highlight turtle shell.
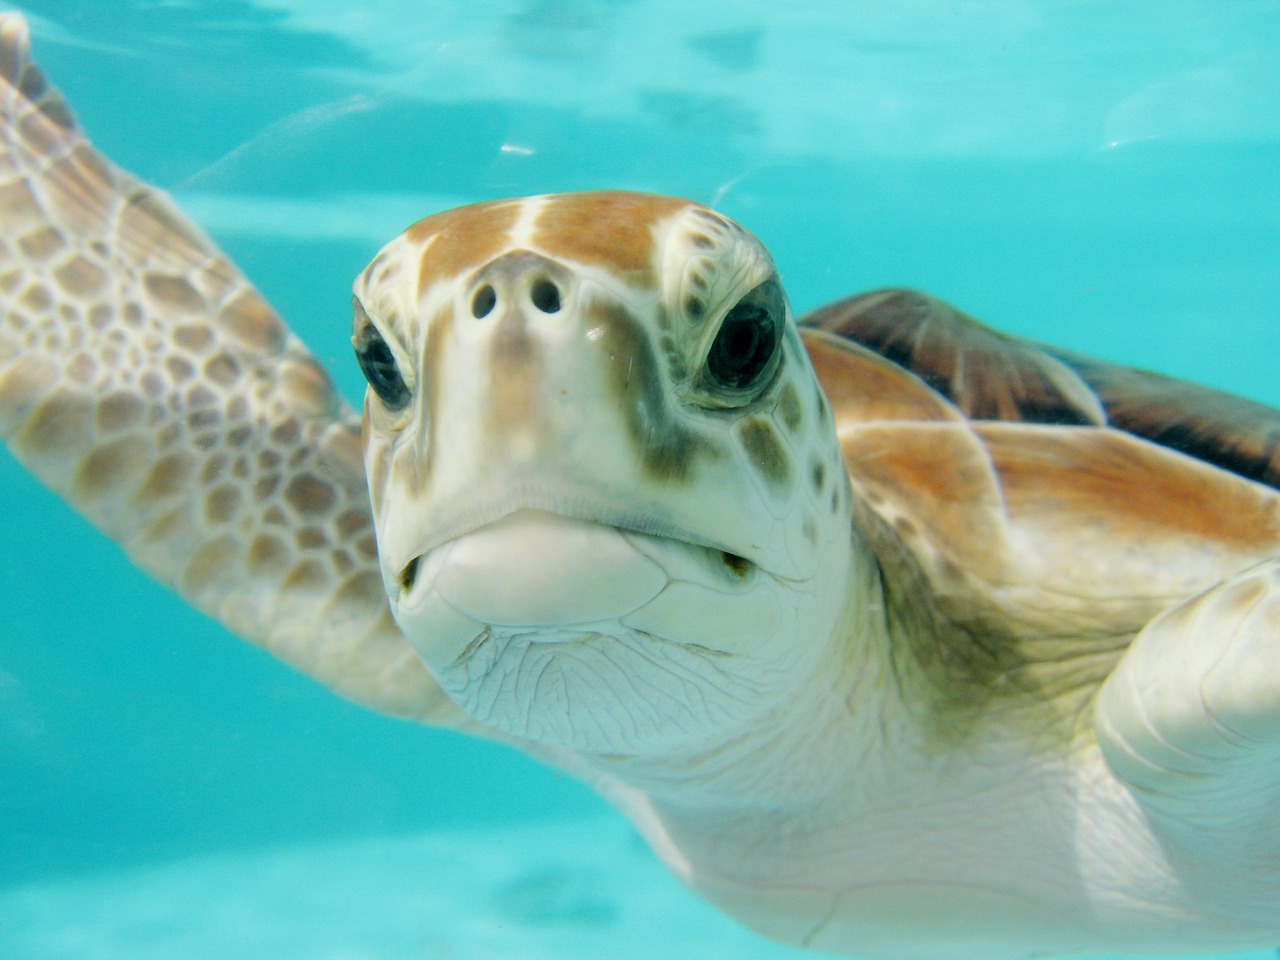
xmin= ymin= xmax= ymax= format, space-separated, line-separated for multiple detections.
xmin=798 ymin=289 xmax=1280 ymax=736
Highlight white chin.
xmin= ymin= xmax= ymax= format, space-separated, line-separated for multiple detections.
xmin=436 ymin=626 xmax=773 ymax=756
xmin=426 ymin=509 xmax=669 ymax=626
xmin=387 ymin=508 xmax=792 ymax=754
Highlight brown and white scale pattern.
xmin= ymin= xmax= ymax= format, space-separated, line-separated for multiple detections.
xmin=0 ymin=15 xmax=454 ymax=722
xmin=10 ymin=11 xmax=1280 ymax=960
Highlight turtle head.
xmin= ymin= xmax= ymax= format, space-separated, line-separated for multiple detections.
xmin=353 ymin=192 xmax=852 ymax=757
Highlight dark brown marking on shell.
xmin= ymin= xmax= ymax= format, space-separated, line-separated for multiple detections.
xmin=355 ymin=532 xmax=379 ymax=560
xmin=0 ymin=178 xmax=41 ymax=222
xmin=336 ymin=507 xmax=370 ymax=539
xmin=20 ymin=282 xmax=51 ymax=311
xmin=296 ymin=527 xmax=328 ymax=550
xmin=18 ymin=225 xmax=63 ymax=259
xmin=72 ymin=436 xmax=148 ymax=499
xmin=283 ymin=560 xmax=328 ymax=592
xmin=164 ymin=355 xmax=194 ymax=384
xmin=408 ymin=200 xmax=522 ymax=298
xmin=182 ymin=536 xmax=238 ymax=593
xmin=199 ymin=454 xmax=227 ymax=486
xmin=139 ymin=370 xmax=165 ymax=399
xmin=188 ymin=382 xmax=221 ymax=410
xmin=285 ymin=473 xmax=337 ymax=517
xmin=589 ymin=299 xmax=715 ymax=483
xmin=331 ymin=571 xmax=388 ymax=613
xmin=187 ymin=408 xmax=219 ymax=431
xmin=811 ymin=288 xmax=1280 ymax=496
xmin=18 ymin=391 xmax=92 ymax=453
xmin=253 ymin=474 xmax=281 ymax=501
xmin=248 ymin=534 xmax=287 ymax=574
xmin=739 ymin=416 xmax=790 ymax=489
xmin=204 ymin=485 xmax=241 ymax=524
xmin=532 ymin=191 xmax=690 ymax=289
xmin=174 ymin=324 xmax=214 ymax=353
xmin=53 ymin=255 xmax=106 ymax=297
xmin=219 ymin=289 xmax=286 ymax=354
xmin=136 ymin=453 xmax=193 ymax=502
xmin=144 ymin=273 xmax=203 ymax=313
xmin=66 ymin=352 xmax=95 ymax=384
xmin=203 ymin=353 xmax=241 ymax=386
xmin=980 ymin=424 xmax=1280 ymax=550
xmin=802 ymin=288 xmax=1101 ymax=426
xmin=87 ymin=303 xmax=111 ymax=330
xmin=97 ymin=392 xmax=144 ymax=432
xmin=1050 ymin=349 xmax=1280 ymax=494
xmin=270 ymin=418 xmax=300 ymax=446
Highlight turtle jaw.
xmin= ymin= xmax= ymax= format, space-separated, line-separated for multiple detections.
xmin=351 ymin=191 xmax=861 ymax=756
xmin=387 ymin=507 xmax=775 ymax=666
xmin=386 ymin=507 xmax=806 ymax=756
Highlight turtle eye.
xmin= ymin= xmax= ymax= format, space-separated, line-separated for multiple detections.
xmin=353 ymin=316 xmax=411 ymax=412
xmin=704 ymin=280 xmax=785 ymax=395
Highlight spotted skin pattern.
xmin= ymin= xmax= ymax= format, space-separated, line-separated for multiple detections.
xmin=9 ymin=13 xmax=1280 ymax=960
xmin=0 ymin=16 xmax=455 ymax=722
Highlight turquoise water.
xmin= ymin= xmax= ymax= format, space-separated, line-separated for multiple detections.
xmin=1 ymin=1 xmax=1279 ymax=957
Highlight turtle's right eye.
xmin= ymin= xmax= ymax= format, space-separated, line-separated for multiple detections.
xmin=353 ymin=317 xmax=411 ymax=412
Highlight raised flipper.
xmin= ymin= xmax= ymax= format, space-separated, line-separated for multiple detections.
xmin=1096 ymin=557 xmax=1280 ymax=858
xmin=0 ymin=14 xmax=462 ymax=725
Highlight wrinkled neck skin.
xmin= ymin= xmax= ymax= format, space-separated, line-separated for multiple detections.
xmin=568 ymin=536 xmax=884 ymax=813
xmin=440 ymin=496 xmax=880 ymax=819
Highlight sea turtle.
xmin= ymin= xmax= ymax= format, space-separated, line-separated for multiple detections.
xmin=2 ymin=13 xmax=1279 ymax=960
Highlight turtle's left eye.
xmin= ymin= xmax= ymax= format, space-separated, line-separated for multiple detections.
xmin=703 ymin=280 xmax=785 ymax=397
xmin=353 ymin=315 xmax=411 ymax=412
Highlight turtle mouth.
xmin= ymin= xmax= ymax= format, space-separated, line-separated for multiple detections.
xmin=400 ymin=555 xmax=421 ymax=594
xmin=389 ymin=494 xmax=762 ymax=598
xmin=389 ymin=508 xmax=763 ymax=637
xmin=396 ymin=539 xmax=754 ymax=598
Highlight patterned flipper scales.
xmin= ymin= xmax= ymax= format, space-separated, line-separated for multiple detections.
xmin=0 ymin=14 xmax=460 ymax=724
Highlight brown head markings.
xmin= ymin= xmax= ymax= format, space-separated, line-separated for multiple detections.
xmin=531 ymin=191 xmax=691 ymax=289
xmin=588 ymin=299 xmax=719 ymax=483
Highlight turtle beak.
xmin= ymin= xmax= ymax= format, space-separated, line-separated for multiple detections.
xmin=363 ymin=245 xmax=816 ymax=611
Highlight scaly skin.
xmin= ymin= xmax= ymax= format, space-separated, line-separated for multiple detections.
xmin=5 ymin=13 xmax=1280 ymax=959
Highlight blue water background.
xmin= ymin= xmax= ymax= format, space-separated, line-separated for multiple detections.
xmin=0 ymin=0 xmax=1278 ymax=953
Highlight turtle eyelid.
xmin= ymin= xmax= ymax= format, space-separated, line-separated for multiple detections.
xmin=353 ymin=313 xmax=412 ymax=412
xmin=697 ymin=279 xmax=786 ymax=406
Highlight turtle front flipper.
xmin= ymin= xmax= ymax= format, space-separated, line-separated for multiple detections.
xmin=0 ymin=14 xmax=464 ymax=726
xmin=1096 ymin=558 xmax=1280 ymax=859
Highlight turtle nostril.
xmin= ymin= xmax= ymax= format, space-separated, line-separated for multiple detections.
xmin=530 ymin=278 xmax=561 ymax=314
xmin=472 ymin=285 xmax=496 ymax=319
xmin=400 ymin=556 xmax=420 ymax=594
